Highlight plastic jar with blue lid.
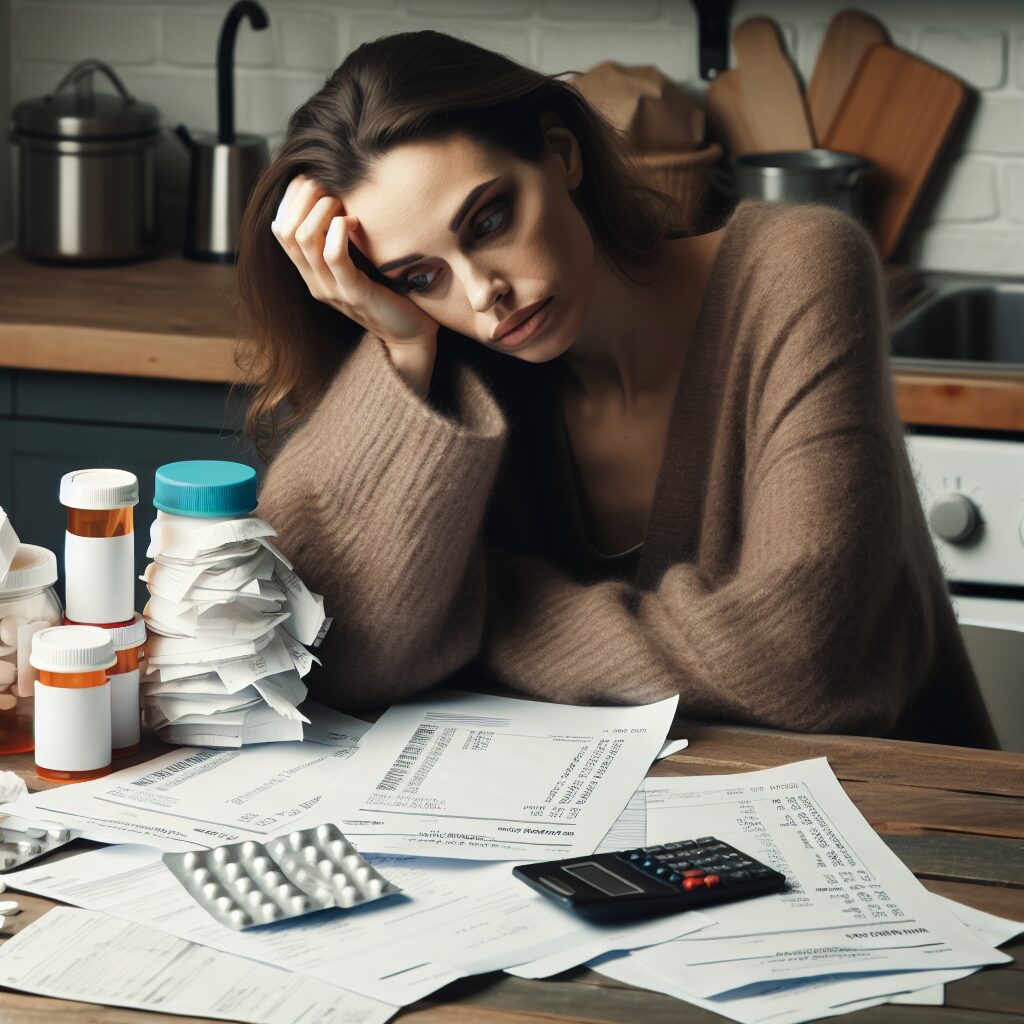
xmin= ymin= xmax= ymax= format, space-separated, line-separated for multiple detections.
xmin=154 ymin=461 xmax=258 ymax=518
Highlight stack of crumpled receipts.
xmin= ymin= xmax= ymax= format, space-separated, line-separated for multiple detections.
xmin=141 ymin=512 xmax=331 ymax=746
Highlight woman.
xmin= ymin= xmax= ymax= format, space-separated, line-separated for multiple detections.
xmin=237 ymin=31 xmax=994 ymax=746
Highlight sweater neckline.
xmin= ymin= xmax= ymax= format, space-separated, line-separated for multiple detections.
xmin=556 ymin=199 xmax=762 ymax=583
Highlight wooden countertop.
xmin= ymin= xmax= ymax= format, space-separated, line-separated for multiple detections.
xmin=2 ymin=724 xmax=1022 ymax=1023
xmin=2 ymin=248 xmax=1023 ymax=430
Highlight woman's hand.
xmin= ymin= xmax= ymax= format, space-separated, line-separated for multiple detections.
xmin=271 ymin=174 xmax=438 ymax=396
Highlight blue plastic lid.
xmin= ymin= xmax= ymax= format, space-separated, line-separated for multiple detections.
xmin=153 ymin=461 xmax=258 ymax=518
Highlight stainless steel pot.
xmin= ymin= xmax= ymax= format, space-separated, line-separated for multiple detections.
xmin=10 ymin=59 xmax=160 ymax=265
xmin=712 ymin=148 xmax=874 ymax=223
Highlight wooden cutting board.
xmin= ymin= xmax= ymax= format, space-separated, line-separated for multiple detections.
xmin=705 ymin=16 xmax=815 ymax=155
xmin=824 ymin=43 xmax=969 ymax=260
xmin=807 ymin=9 xmax=889 ymax=143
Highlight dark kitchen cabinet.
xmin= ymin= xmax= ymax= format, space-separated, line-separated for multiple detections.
xmin=0 ymin=368 xmax=261 ymax=612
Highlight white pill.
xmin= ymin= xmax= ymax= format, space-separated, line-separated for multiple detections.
xmin=338 ymin=885 xmax=358 ymax=908
xmin=0 ymin=900 xmax=21 ymax=916
xmin=263 ymin=870 xmax=282 ymax=888
xmin=275 ymin=883 xmax=292 ymax=901
xmin=328 ymin=839 xmax=350 ymax=859
xmin=229 ymin=909 xmax=249 ymax=929
xmin=366 ymin=878 xmax=384 ymax=897
xmin=212 ymin=847 xmax=229 ymax=865
xmin=23 ymin=828 xmax=46 ymax=840
xmin=343 ymin=853 xmax=361 ymax=870
xmin=240 ymin=842 xmax=258 ymax=859
xmin=354 ymin=865 xmax=372 ymax=883
xmin=215 ymin=896 xmax=235 ymax=913
xmin=302 ymin=845 xmax=318 ymax=864
xmin=202 ymin=882 xmax=220 ymax=900
xmin=235 ymin=877 xmax=254 ymax=894
xmin=0 ymin=617 xmax=25 ymax=647
xmin=247 ymin=891 xmax=264 ymax=908
xmin=0 ymin=694 xmax=16 ymax=712
xmin=251 ymin=856 xmax=270 ymax=874
xmin=287 ymin=831 xmax=304 ymax=851
xmin=318 ymin=858 xmax=335 ymax=878
xmin=261 ymin=903 xmax=280 ymax=922
xmin=224 ymin=862 xmax=241 ymax=881
xmin=0 ymin=879 xmax=6 ymax=893
xmin=46 ymin=829 xmax=70 ymax=842
xmin=0 ymin=663 xmax=15 ymax=688
xmin=315 ymin=824 xmax=333 ymax=843
xmin=16 ymin=842 xmax=41 ymax=856
xmin=290 ymin=895 xmax=309 ymax=914
xmin=183 ymin=852 xmax=201 ymax=870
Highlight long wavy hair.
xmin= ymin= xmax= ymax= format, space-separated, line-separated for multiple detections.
xmin=235 ymin=31 xmax=686 ymax=456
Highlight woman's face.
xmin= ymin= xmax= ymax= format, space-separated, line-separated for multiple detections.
xmin=343 ymin=131 xmax=594 ymax=362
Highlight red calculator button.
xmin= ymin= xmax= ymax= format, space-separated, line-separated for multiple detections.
xmin=683 ymin=877 xmax=704 ymax=891
xmin=703 ymin=874 xmax=721 ymax=887
xmin=682 ymin=869 xmax=705 ymax=879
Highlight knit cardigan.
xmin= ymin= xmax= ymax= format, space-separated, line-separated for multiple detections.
xmin=256 ymin=198 xmax=996 ymax=748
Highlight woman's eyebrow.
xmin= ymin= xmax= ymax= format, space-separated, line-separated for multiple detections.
xmin=376 ymin=177 xmax=500 ymax=275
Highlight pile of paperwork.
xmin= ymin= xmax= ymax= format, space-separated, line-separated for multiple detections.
xmin=141 ymin=512 xmax=330 ymax=746
xmin=0 ymin=691 xmax=1020 ymax=1024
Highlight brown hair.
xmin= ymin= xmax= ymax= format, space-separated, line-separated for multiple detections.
xmin=236 ymin=30 xmax=685 ymax=457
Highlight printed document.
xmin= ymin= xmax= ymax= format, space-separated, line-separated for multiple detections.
xmin=0 ymin=707 xmax=369 ymax=850
xmin=0 ymin=906 xmax=395 ymax=1024
xmin=322 ymin=690 xmax=678 ymax=860
xmin=609 ymin=760 xmax=1010 ymax=997
xmin=6 ymin=841 xmax=702 ymax=1007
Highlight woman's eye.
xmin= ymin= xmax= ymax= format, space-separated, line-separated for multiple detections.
xmin=403 ymin=268 xmax=439 ymax=293
xmin=474 ymin=201 xmax=509 ymax=239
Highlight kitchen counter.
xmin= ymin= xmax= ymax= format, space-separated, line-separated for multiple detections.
xmin=3 ymin=248 xmax=1024 ymax=430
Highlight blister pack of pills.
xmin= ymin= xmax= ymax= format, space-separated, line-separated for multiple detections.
xmin=0 ymin=820 xmax=77 ymax=872
xmin=162 ymin=823 xmax=401 ymax=930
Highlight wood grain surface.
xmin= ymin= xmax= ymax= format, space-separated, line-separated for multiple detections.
xmin=824 ymin=44 xmax=970 ymax=261
xmin=807 ymin=10 xmax=890 ymax=144
xmin=1 ymin=724 xmax=1021 ymax=1023
xmin=705 ymin=16 xmax=815 ymax=155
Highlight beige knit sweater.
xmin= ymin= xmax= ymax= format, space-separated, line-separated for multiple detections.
xmin=257 ymin=198 xmax=995 ymax=748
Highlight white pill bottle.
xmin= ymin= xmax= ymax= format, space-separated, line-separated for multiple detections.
xmin=30 ymin=625 xmax=115 ymax=782
xmin=60 ymin=469 xmax=138 ymax=626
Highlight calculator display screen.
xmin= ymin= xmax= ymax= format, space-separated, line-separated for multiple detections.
xmin=564 ymin=861 xmax=643 ymax=897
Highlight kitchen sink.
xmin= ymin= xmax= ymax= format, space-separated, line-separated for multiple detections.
xmin=889 ymin=273 xmax=1024 ymax=375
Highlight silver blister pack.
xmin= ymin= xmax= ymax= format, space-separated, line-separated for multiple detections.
xmin=163 ymin=823 xmax=401 ymax=930
xmin=0 ymin=819 xmax=77 ymax=872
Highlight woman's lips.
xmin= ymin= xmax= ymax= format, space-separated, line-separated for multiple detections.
xmin=492 ymin=298 xmax=553 ymax=350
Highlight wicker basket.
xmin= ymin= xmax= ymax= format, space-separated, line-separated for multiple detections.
xmin=636 ymin=142 xmax=723 ymax=232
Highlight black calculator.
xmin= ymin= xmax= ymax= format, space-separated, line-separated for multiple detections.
xmin=513 ymin=836 xmax=786 ymax=922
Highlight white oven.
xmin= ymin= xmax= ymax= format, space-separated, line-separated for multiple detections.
xmin=905 ymin=433 xmax=1024 ymax=751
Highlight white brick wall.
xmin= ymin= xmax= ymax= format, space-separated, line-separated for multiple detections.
xmin=3 ymin=0 xmax=1024 ymax=273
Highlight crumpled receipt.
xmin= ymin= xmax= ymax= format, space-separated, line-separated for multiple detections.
xmin=0 ymin=771 xmax=28 ymax=805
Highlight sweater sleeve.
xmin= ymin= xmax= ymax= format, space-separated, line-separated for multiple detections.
xmin=481 ymin=211 xmax=932 ymax=736
xmin=256 ymin=333 xmax=507 ymax=710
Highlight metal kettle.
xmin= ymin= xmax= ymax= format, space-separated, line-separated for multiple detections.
xmin=176 ymin=1 xmax=270 ymax=263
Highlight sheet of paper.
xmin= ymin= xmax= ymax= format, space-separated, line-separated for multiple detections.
xmin=4 ymin=840 xmax=705 ymax=1006
xmin=322 ymin=690 xmax=678 ymax=860
xmin=656 ymin=739 xmax=688 ymax=759
xmin=610 ymin=760 xmax=1010 ymax=997
xmin=0 ymin=906 xmax=396 ymax=1024
xmin=0 ymin=711 xmax=369 ymax=850
xmin=593 ymin=894 xmax=1022 ymax=1024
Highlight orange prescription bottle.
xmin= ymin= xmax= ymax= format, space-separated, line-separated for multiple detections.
xmin=30 ymin=625 xmax=115 ymax=782
xmin=59 ymin=469 xmax=139 ymax=626
xmin=103 ymin=613 xmax=146 ymax=757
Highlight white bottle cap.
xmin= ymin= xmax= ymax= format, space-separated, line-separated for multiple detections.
xmin=30 ymin=625 xmax=117 ymax=674
xmin=0 ymin=506 xmax=19 ymax=582
xmin=59 ymin=469 xmax=139 ymax=511
xmin=101 ymin=612 xmax=147 ymax=651
xmin=0 ymin=545 xmax=58 ymax=596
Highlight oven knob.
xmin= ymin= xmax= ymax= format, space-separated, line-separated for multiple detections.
xmin=928 ymin=493 xmax=979 ymax=544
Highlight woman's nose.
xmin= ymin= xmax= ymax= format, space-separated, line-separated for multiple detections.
xmin=463 ymin=264 xmax=509 ymax=313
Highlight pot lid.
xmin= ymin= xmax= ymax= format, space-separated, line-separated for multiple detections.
xmin=12 ymin=58 xmax=160 ymax=139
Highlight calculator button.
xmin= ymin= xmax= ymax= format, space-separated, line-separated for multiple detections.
xmin=654 ymin=866 xmax=670 ymax=877
xmin=695 ymin=837 xmax=715 ymax=844
xmin=644 ymin=846 xmax=666 ymax=855
xmin=682 ymin=877 xmax=704 ymax=891
xmin=730 ymin=870 xmax=752 ymax=881
xmin=626 ymin=851 xmax=642 ymax=862
xmin=750 ymin=867 xmax=774 ymax=878
xmin=682 ymin=869 xmax=705 ymax=879
xmin=703 ymin=874 xmax=721 ymax=887
xmin=668 ymin=873 xmax=681 ymax=883
xmin=641 ymin=858 xmax=656 ymax=870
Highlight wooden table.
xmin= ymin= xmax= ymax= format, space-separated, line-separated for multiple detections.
xmin=2 ymin=724 xmax=1022 ymax=1023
